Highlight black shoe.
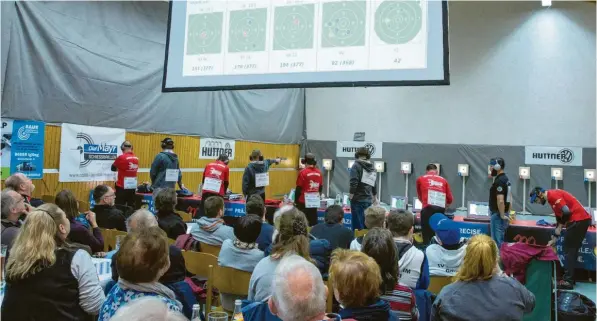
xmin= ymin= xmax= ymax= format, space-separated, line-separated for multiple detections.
xmin=558 ymin=280 xmax=574 ymax=290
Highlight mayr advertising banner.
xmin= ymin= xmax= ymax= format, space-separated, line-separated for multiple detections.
xmin=59 ymin=124 xmax=125 ymax=182
xmin=10 ymin=120 xmax=45 ymax=179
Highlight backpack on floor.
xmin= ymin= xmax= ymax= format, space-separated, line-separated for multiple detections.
xmin=557 ymin=290 xmax=596 ymax=321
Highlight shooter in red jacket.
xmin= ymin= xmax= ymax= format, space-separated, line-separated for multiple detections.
xmin=530 ymin=187 xmax=592 ymax=289
xmin=111 ymin=141 xmax=139 ymax=207
xmin=416 ymin=163 xmax=454 ymax=244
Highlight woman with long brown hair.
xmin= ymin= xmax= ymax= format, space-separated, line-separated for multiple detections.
xmin=1 ymin=204 xmax=105 ymax=320
xmin=55 ymin=189 xmax=104 ymax=253
xmin=431 ymin=234 xmax=535 ymax=321
xmin=248 ymin=206 xmax=313 ymax=302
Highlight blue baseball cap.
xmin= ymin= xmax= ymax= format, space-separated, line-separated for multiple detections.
xmin=430 ymin=213 xmax=460 ymax=245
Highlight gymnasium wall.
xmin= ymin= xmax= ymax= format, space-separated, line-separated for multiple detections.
xmin=4 ymin=125 xmax=299 ymax=204
xmin=305 ymin=1 xmax=596 ymax=147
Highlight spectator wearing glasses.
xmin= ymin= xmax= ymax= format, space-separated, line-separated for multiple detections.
xmin=92 ymin=185 xmax=126 ymax=231
xmin=1 ymin=189 xmax=27 ymax=251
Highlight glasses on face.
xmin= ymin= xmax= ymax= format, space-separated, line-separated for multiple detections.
xmin=104 ymin=194 xmax=116 ymax=199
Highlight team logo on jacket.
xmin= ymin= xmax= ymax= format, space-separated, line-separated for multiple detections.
xmin=209 ymin=168 xmax=222 ymax=177
xmin=309 ymin=180 xmax=319 ymax=189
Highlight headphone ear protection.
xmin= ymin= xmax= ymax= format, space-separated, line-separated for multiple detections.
xmin=161 ymin=138 xmax=174 ymax=150
xmin=258 ymin=155 xmax=264 ymax=161
xmin=121 ymin=141 xmax=132 ymax=151
xmin=490 ymin=158 xmax=503 ymax=171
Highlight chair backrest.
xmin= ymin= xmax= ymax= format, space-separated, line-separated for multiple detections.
xmin=326 ymin=278 xmax=334 ymax=313
xmin=354 ymin=229 xmax=368 ymax=238
xmin=200 ymin=242 xmax=221 ymax=257
xmin=109 ymin=230 xmax=128 ymax=251
xmin=428 ymin=276 xmax=453 ymax=294
xmin=167 ymin=238 xmax=176 ymax=246
xmin=176 ymin=210 xmax=193 ymax=222
xmin=79 ymin=201 xmax=91 ymax=212
xmin=99 ymin=228 xmax=113 ymax=252
xmin=213 ymin=265 xmax=252 ymax=296
xmin=182 ymin=250 xmax=218 ymax=279
xmin=41 ymin=195 xmax=54 ymax=204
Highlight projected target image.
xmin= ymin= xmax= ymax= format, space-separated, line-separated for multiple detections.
xmin=321 ymin=1 xmax=367 ymax=48
xmin=186 ymin=13 xmax=224 ymax=55
xmin=228 ymin=8 xmax=268 ymax=53
xmin=273 ymin=4 xmax=315 ymax=50
xmin=375 ymin=0 xmax=422 ymax=44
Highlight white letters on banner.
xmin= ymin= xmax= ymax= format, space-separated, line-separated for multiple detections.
xmin=199 ymin=138 xmax=235 ymax=160
xmin=524 ymin=146 xmax=583 ymax=166
xmin=59 ymin=124 xmax=125 ymax=182
xmin=336 ymin=141 xmax=383 ymax=158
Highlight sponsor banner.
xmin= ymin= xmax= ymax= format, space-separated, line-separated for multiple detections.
xmin=1 ymin=119 xmax=13 ymax=179
xmin=60 ymin=124 xmax=125 ymax=182
xmin=336 ymin=141 xmax=383 ymax=159
xmin=525 ymin=146 xmax=582 ymax=166
xmin=10 ymin=120 xmax=45 ymax=179
xmin=199 ymin=138 xmax=235 ymax=160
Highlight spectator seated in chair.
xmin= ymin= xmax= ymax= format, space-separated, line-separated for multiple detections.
xmin=246 ymin=194 xmax=275 ymax=252
xmin=55 ymin=189 xmax=105 ymax=254
xmin=1 ymin=189 xmax=27 ymax=252
xmin=1 ymin=204 xmax=105 ymax=320
xmin=425 ymin=213 xmax=467 ymax=277
xmin=268 ymin=254 xmax=356 ymax=321
xmin=155 ymin=188 xmax=187 ymax=240
xmin=249 ymin=207 xmax=314 ymax=302
xmin=190 ymin=196 xmax=235 ymax=246
xmin=106 ymin=209 xmax=195 ymax=319
xmin=4 ymin=172 xmax=44 ymax=208
xmin=350 ymin=206 xmax=386 ymax=251
xmin=330 ymin=250 xmax=397 ymax=321
xmin=362 ymin=228 xmax=419 ymax=321
xmin=110 ymin=297 xmax=188 ymax=321
xmin=92 ymin=185 xmax=127 ymax=232
xmin=218 ymin=215 xmax=265 ymax=311
xmin=99 ymin=227 xmax=184 ymax=320
xmin=386 ymin=210 xmax=429 ymax=290
xmin=310 ymin=205 xmax=354 ymax=250
xmin=431 ymin=235 xmax=535 ymax=321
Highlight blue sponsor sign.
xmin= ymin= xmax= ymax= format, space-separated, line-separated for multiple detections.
xmin=10 ymin=120 xmax=45 ymax=179
xmin=83 ymin=143 xmax=118 ymax=160
xmin=556 ymin=230 xmax=596 ymax=271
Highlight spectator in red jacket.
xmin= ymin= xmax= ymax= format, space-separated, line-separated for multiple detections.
xmin=530 ymin=187 xmax=592 ymax=289
xmin=111 ymin=141 xmax=139 ymax=207
xmin=416 ymin=164 xmax=453 ymax=244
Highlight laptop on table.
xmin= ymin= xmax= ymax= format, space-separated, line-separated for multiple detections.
xmin=464 ymin=201 xmax=490 ymax=222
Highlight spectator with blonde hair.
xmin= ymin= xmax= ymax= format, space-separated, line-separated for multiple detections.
xmin=100 ymin=226 xmax=183 ymax=320
xmin=431 ymin=235 xmax=535 ymax=321
xmin=330 ymin=249 xmax=396 ymax=321
xmin=350 ymin=205 xmax=386 ymax=251
xmin=2 ymin=204 xmax=105 ymax=320
xmin=248 ymin=207 xmax=312 ymax=302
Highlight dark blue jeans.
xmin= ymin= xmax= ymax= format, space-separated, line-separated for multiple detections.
xmin=351 ymin=200 xmax=372 ymax=231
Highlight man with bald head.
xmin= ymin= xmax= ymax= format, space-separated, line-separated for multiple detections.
xmin=268 ymin=255 xmax=355 ymax=321
xmin=1 ymin=189 xmax=27 ymax=251
xmin=4 ymin=173 xmax=42 ymax=208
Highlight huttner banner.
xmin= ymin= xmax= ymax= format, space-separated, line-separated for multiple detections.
xmin=199 ymin=138 xmax=235 ymax=160
xmin=336 ymin=141 xmax=383 ymax=158
xmin=59 ymin=124 xmax=125 ymax=182
xmin=524 ymin=146 xmax=583 ymax=166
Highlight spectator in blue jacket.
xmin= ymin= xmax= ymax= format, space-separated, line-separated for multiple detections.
xmin=150 ymin=138 xmax=185 ymax=199
xmin=386 ymin=210 xmax=429 ymax=290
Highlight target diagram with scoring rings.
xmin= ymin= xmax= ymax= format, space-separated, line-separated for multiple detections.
xmin=186 ymin=13 xmax=224 ymax=55
xmin=375 ymin=0 xmax=423 ymax=45
xmin=273 ymin=4 xmax=315 ymax=50
xmin=228 ymin=8 xmax=268 ymax=53
xmin=321 ymin=1 xmax=367 ymax=48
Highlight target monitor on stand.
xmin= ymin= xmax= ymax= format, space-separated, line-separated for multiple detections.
xmin=163 ymin=0 xmax=449 ymax=91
